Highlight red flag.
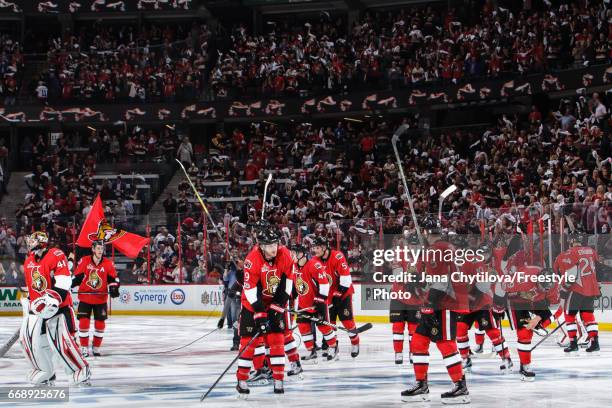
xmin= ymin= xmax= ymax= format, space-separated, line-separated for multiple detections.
xmin=77 ymin=195 xmax=149 ymax=258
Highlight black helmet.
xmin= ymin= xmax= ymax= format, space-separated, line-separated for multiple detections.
xmin=538 ymin=268 xmax=555 ymax=291
xmin=312 ymin=235 xmax=329 ymax=248
xmin=256 ymin=226 xmax=280 ymax=245
xmin=569 ymin=229 xmax=586 ymax=246
xmin=421 ymin=216 xmax=439 ymax=231
xmin=478 ymin=241 xmax=492 ymax=260
xmin=290 ymin=243 xmax=308 ymax=254
xmin=251 ymin=219 xmax=271 ymax=233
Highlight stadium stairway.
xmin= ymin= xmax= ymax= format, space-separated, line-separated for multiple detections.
xmin=2 ymin=172 xmax=31 ymax=224
xmin=137 ymin=171 xmax=185 ymax=232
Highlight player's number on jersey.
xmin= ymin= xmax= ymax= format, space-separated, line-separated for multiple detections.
xmin=578 ymin=257 xmax=594 ymax=277
xmin=57 ymin=260 xmax=67 ymax=269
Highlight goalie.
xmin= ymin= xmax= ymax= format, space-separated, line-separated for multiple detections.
xmin=19 ymin=231 xmax=91 ymax=385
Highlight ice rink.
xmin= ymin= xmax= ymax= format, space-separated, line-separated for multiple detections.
xmin=1 ymin=315 xmax=611 ymax=407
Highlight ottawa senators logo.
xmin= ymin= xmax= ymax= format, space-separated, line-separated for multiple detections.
xmin=87 ymin=220 xmax=126 ymax=244
xmin=30 ymin=267 xmax=47 ymax=293
xmin=87 ymin=269 xmax=102 ymax=290
xmin=296 ymin=276 xmax=309 ymax=296
xmin=264 ymin=274 xmax=281 ymax=296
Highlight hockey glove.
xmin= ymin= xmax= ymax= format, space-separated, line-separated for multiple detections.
xmin=254 ymin=312 xmax=269 ymax=334
xmin=31 ymin=291 xmax=61 ymax=319
xmin=109 ymin=282 xmax=120 ymax=298
xmin=314 ymin=296 xmax=328 ymax=320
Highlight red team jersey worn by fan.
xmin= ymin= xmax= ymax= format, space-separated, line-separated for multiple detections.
xmin=553 ymin=246 xmax=600 ymax=297
xmin=295 ymin=258 xmax=328 ymax=310
xmin=74 ymin=256 xmax=118 ymax=304
xmin=24 ymin=249 xmax=72 ymax=309
xmin=316 ymin=249 xmax=354 ymax=300
xmin=241 ymin=245 xmax=294 ymax=312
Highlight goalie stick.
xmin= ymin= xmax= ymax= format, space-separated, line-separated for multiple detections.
xmin=0 ymin=328 xmax=19 ymax=358
xmin=286 ymin=308 xmax=373 ymax=335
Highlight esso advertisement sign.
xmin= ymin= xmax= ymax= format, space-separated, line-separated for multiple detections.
xmin=170 ymin=289 xmax=186 ymax=305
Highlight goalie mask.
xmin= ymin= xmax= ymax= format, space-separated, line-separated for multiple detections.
xmin=27 ymin=231 xmax=49 ymax=257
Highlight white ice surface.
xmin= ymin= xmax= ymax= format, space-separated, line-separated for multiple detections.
xmin=1 ymin=315 xmax=611 ymax=407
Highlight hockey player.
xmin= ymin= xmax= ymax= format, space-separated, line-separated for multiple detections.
xmin=553 ymin=230 xmax=601 ymax=354
xmin=390 ymin=233 xmax=424 ymax=365
xmin=19 ymin=231 xmax=91 ymax=385
xmin=311 ymin=236 xmax=360 ymax=358
xmin=401 ymin=228 xmax=470 ymax=404
xmin=500 ymin=265 xmax=557 ymax=381
xmin=456 ymin=242 xmax=512 ymax=373
xmin=293 ymin=243 xmax=338 ymax=362
xmin=72 ymin=240 xmax=120 ymax=357
xmin=236 ymin=225 xmax=294 ymax=397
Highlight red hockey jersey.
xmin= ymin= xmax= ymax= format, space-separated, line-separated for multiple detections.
xmin=295 ymin=258 xmax=329 ymax=309
xmin=315 ymin=249 xmax=354 ymax=300
xmin=74 ymin=256 xmax=117 ymax=305
xmin=24 ymin=248 xmax=72 ymax=309
xmin=241 ymin=245 xmax=294 ymax=312
xmin=553 ymin=246 xmax=600 ymax=297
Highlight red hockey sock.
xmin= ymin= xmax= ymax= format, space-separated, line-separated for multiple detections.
xmin=92 ymin=320 xmax=105 ymax=348
xmin=341 ymin=320 xmax=359 ymax=345
xmin=298 ymin=322 xmax=314 ymax=351
xmin=486 ymin=328 xmax=509 ymax=359
xmin=553 ymin=306 xmax=564 ymax=321
xmin=580 ymin=311 xmax=598 ymax=338
xmin=407 ymin=322 xmax=417 ymax=352
xmin=456 ymin=321 xmax=470 ymax=359
xmin=392 ymin=321 xmax=406 ymax=353
xmin=437 ymin=340 xmax=463 ymax=382
xmin=78 ymin=317 xmax=90 ymax=347
xmin=319 ymin=324 xmax=337 ymax=348
xmin=474 ymin=322 xmax=485 ymax=346
xmin=252 ymin=337 xmax=265 ymax=370
xmin=564 ymin=313 xmax=578 ymax=340
xmin=236 ymin=336 xmax=256 ymax=381
xmin=284 ymin=332 xmax=299 ymax=363
xmin=267 ymin=333 xmax=285 ymax=381
xmin=517 ymin=328 xmax=533 ymax=365
xmin=410 ymin=333 xmax=430 ymax=381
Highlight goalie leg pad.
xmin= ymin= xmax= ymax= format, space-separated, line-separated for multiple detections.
xmin=20 ymin=312 xmax=56 ymax=384
xmin=45 ymin=312 xmax=90 ymax=384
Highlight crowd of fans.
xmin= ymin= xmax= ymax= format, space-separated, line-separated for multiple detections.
xmin=0 ymin=34 xmax=23 ymax=106
xmin=12 ymin=1 xmax=610 ymax=104
xmin=34 ymin=22 xmax=211 ymax=104
xmin=145 ymin=86 xmax=610 ymax=283
xmin=211 ymin=1 xmax=611 ymax=98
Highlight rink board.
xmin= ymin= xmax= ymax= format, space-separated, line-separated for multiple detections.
xmin=2 ymin=284 xmax=612 ymax=329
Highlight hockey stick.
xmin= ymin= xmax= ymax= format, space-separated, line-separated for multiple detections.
xmin=391 ymin=125 xmax=424 ymax=246
xmin=200 ymin=330 xmax=263 ymax=402
xmin=0 ymin=328 xmax=20 ymax=358
xmin=287 ymin=308 xmax=372 ymax=335
xmin=175 ymin=159 xmax=226 ymax=240
xmin=530 ymin=322 xmax=565 ymax=352
xmin=438 ymin=184 xmax=457 ymax=224
xmin=261 ymin=173 xmax=273 ymax=220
